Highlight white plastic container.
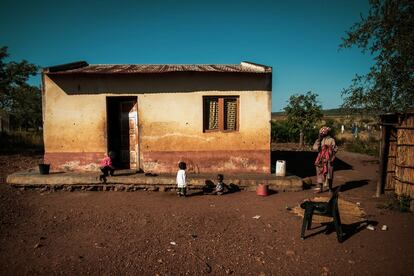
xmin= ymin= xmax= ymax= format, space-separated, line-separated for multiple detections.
xmin=275 ymin=160 xmax=286 ymax=176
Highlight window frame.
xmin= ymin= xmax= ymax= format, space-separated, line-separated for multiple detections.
xmin=203 ymin=96 xmax=239 ymax=133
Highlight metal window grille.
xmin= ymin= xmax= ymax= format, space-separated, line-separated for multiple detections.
xmin=207 ymin=98 xmax=219 ymax=130
xmin=224 ymin=99 xmax=237 ymax=131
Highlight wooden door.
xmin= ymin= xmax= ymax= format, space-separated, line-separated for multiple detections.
xmin=120 ymin=101 xmax=138 ymax=169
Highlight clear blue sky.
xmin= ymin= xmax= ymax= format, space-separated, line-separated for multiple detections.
xmin=0 ymin=0 xmax=373 ymax=111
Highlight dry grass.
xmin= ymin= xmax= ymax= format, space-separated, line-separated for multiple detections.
xmin=292 ymin=196 xmax=366 ymax=224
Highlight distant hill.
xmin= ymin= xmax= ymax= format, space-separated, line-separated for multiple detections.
xmin=272 ymin=108 xmax=345 ymax=118
xmin=322 ymin=108 xmax=345 ymax=116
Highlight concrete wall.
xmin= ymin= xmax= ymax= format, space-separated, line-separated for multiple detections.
xmin=138 ymin=90 xmax=271 ymax=173
xmin=43 ymin=72 xmax=271 ymax=173
xmin=43 ymin=75 xmax=107 ymax=171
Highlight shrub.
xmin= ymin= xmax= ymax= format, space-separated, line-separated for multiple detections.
xmin=324 ymin=118 xmax=338 ymax=137
xmin=271 ymin=121 xmax=298 ymax=143
xmin=271 ymin=121 xmax=323 ymax=145
xmin=304 ymin=127 xmax=319 ymax=145
xmin=377 ymin=193 xmax=412 ymax=212
xmin=0 ymin=131 xmax=43 ymax=153
xmin=344 ymin=137 xmax=379 ymax=157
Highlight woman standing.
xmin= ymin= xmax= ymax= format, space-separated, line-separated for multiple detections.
xmin=313 ymin=127 xmax=338 ymax=193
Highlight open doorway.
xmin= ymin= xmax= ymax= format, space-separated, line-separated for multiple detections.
xmin=106 ymin=97 xmax=138 ymax=170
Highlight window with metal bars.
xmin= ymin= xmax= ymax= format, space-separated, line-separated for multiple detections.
xmin=203 ymin=96 xmax=239 ymax=132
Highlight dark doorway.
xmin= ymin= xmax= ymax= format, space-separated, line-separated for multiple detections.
xmin=106 ymin=97 xmax=138 ymax=169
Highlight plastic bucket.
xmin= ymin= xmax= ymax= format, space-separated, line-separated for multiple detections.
xmin=39 ymin=164 xmax=50 ymax=175
xmin=275 ymin=160 xmax=286 ymax=176
xmin=256 ymin=184 xmax=269 ymax=196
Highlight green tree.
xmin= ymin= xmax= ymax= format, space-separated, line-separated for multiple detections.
xmin=284 ymin=91 xmax=323 ymax=146
xmin=271 ymin=120 xmax=299 ymax=143
xmin=11 ymin=85 xmax=42 ymax=130
xmin=340 ymin=0 xmax=414 ymax=115
xmin=0 ymin=46 xmax=41 ymax=129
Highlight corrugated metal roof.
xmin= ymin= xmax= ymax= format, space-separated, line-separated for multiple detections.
xmin=44 ymin=61 xmax=272 ymax=74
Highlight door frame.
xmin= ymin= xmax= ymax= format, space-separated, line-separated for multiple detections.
xmin=105 ymin=96 xmax=139 ymax=170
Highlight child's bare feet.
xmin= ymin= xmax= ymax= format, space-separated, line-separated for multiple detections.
xmin=313 ymin=187 xmax=323 ymax=194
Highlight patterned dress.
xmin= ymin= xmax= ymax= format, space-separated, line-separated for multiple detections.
xmin=313 ymin=136 xmax=338 ymax=185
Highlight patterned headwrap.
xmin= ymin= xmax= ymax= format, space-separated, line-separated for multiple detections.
xmin=319 ymin=126 xmax=331 ymax=136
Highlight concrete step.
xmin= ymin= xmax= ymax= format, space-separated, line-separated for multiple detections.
xmin=7 ymin=168 xmax=303 ymax=192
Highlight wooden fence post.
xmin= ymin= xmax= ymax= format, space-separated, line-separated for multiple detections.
xmin=376 ymin=125 xmax=388 ymax=197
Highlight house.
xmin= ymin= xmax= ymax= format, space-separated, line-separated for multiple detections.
xmin=42 ymin=61 xmax=272 ymax=174
xmin=0 ymin=108 xmax=10 ymax=132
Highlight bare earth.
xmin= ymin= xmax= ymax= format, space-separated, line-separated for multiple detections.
xmin=0 ymin=151 xmax=413 ymax=275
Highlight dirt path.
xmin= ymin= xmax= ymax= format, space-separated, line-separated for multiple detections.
xmin=0 ymin=151 xmax=413 ymax=275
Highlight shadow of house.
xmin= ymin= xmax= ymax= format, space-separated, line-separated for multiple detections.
xmin=271 ymin=150 xmax=353 ymax=178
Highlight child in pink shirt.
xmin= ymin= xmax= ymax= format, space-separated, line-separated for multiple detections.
xmin=99 ymin=151 xmax=115 ymax=183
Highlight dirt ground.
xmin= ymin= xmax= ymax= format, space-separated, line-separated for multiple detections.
xmin=0 ymin=151 xmax=413 ymax=275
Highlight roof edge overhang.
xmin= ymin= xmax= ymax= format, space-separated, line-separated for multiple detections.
xmin=43 ymin=61 xmax=89 ymax=73
xmin=43 ymin=61 xmax=272 ymax=75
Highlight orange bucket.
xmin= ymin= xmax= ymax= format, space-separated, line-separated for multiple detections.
xmin=256 ymin=184 xmax=269 ymax=196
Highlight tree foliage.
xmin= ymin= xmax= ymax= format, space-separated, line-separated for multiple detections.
xmin=284 ymin=91 xmax=323 ymax=146
xmin=340 ymin=0 xmax=414 ymax=115
xmin=271 ymin=120 xmax=299 ymax=143
xmin=0 ymin=46 xmax=41 ymax=129
xmin=11 ymin=85 xmax=42 ymax=129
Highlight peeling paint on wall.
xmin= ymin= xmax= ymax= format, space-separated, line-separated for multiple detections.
xmin=44 ymin=152 xmax=104 ymax=171
xmin=142 ymin=150 xmax=269 ymax=174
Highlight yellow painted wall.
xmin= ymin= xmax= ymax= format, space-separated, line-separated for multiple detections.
xmin=137 ymin=91 xmax=271 ymax=152
xmin=44 ymin=75 xmax=107 ymax=153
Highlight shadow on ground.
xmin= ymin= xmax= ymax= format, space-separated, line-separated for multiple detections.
xmin=271 ymin=150 xmax=353 ymax=178
xmin=339 ymin=180 xmax=369 ymax=192
xmin=340 ymin=220 xmax=378 ymax=242
xmin=301 ymin=219 xmax=377 ymax=243
xmin=188 ymin=181 xmax=242 ymax=197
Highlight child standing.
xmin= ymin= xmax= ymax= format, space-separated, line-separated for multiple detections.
xmin=176 ymin=162 xmax=187 ymax=197
xmin=99 ymin=151 xmax=115 ymax=183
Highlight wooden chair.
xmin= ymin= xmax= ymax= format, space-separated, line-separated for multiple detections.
xmin=300 ymin=187 xmax=344 ymax=242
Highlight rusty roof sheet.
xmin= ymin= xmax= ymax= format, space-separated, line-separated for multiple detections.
xmin=44 ymin=61 xmax=272 ymax=74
